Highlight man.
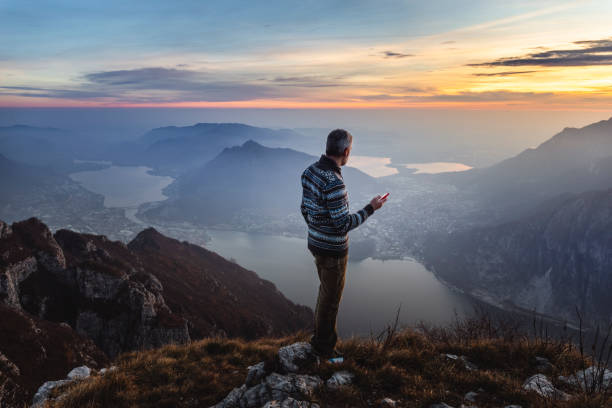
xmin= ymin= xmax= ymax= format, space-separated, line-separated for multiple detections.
xmin=300 ymin=128 xmax=387 ymax=359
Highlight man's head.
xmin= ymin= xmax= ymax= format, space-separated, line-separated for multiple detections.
xmin=326 ymin=128 xmax=353 ymax=166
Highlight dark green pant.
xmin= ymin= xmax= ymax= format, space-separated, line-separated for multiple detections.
xmin=309 ymin=252 xmax=349 ymax=356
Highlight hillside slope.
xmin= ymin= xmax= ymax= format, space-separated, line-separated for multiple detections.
xmin=423 ymin=188 xmax=612 ymax=325
xmin=445 ymin=116 xmax=612 ymax=220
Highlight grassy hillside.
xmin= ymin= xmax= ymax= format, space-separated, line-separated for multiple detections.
xmin=42 ymin=313 xmax=611 ymax=408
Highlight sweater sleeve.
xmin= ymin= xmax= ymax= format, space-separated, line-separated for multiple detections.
xmin=324 ymin=181 xmax=373 ymax=234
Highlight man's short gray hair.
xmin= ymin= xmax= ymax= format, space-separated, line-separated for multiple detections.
xmin=326 ymin=129 xmax=353 ymax=156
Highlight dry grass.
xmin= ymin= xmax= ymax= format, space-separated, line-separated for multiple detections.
xmin=44 ymin=312 xmax=611 ymax=408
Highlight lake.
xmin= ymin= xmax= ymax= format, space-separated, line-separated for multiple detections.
xmin=348 ymin=155 xmax=472 ymax=178
xmin=69 ymin=165 xmax=174 ymax=208
xmin=69 ymin=163 xmax=477 ymax=337
xmin=204 ymin=229 xmax=475 ymax=337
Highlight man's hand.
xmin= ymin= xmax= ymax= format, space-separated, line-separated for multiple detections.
xmin=370 ymin=194 xmax=388 ymax=211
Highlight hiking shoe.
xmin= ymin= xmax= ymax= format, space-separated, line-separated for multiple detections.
xmin=327 ymin=349 xmax=344 ymax=364
xmin=310 ymin=345 xmax=344 ymax=364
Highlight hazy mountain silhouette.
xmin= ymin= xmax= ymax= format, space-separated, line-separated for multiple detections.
xmin=141 ymin=140 xmax=379 ymax=225
xmin=107 ymin=122 xmax=315 ymax=175
xmin=448 ymin=116 xmax=612 ymax=220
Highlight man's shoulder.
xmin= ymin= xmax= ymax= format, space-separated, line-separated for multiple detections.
xmin=304 ymin=162 xmax=341 ymax=185
xmin=313 ymin=162 xmax=343 ymax=182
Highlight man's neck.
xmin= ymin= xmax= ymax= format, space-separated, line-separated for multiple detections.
xmin=325 ymin=154 xmax=343 ymax=168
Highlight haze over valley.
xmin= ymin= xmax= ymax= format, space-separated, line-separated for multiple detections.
xmin=1 ymin=111 xmax=611 ymax=333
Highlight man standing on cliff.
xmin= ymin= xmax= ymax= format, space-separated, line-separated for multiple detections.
xmin=300 ymin=128 xmax=387 ymax=359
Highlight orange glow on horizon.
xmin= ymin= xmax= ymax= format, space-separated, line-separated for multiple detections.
xmin=2 ymin=98 xmax=612 ymax=111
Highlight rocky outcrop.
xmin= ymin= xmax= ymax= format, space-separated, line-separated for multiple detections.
xmin=1 ymin=217 xmax=312 ymax=359
xmin=0 ymin=217 xmax=190 ymax=358
xmin=211 ymin=342 xmax=352 ymax=408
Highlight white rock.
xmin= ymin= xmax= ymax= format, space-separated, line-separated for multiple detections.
xmin=278 ymin=342 xmax=314 ymax=373
xmin=262 ymin=397 xmax=320 ymax=408
xmin=442 ymin=353 xmax=477 ymax=371
xmin=522 ymin=374 xmax=570 ymax=400
xmin=245 ymin=362 xmax=266 ymax=386
xmin=429 ymin=403 xmax=454 ymax=408
xmin=32 ymin=379 xmax=70 ymax=406
xmin=326 ymin=371 xmax=354 ymax=389
xmin=559 ymin=366 xmax=612 ymax=390
xmin=381 ymin=397 xmax=397 ymax=407
xmin=211 ymin=372 xmax=323 ymax=408
xmin=67 ymin=365 xmax=91 ymax=380
xmin=464 ymin=391 xmax=478 ymax=402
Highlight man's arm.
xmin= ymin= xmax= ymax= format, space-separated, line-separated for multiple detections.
xmin=324 ymin=181 xmax=374 ymax=234
xmin=300 ymin=170 xmax=321 ymax=224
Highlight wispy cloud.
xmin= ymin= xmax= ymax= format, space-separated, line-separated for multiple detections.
xmin=360 ymin=90 xmax=555 ymax=102
xmin=428 ymin=90 xmax=555 ymax=101
xmin=0 ymin=85 xmax=112 ymax=99
xmin=382 ymin=51 xmax=414 ymax=59
xmin=472 ymin=70 xmax=537 ymax=76
xmin=269 ymin=76 xmax=345 ymax=87
xmin=468 ymin=37 xmax=612 ymax=67
xmin=0 ymin=67 xmax=280 ymax=102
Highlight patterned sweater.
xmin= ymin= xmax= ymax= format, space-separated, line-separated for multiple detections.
xmin=300 ymin=154 xmax=375 ymax=257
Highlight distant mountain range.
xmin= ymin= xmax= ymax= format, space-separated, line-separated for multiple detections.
xmin=421 ymin=117 xmax=612 ymax=325
xmin=0 ymin=216 xmax=312 ymax=404
xmin=140 ymin=139 xmax=379 ymax=227
xmin=107 ymin=122 xmax=319 ymax=175
xmin=423 ymin=187 xmax=612 ymax=325
xmin=449 ymin=116 xmax=612 ymax=220
xmin=0 ymin=125 xmax=110 ymax=173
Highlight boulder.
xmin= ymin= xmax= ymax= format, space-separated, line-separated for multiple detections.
xmin=262 ymin=398 xmax=320 ymax=408
xmin=326 ymin=371 xmax=354 ymax=389
xmin=245 ymin=362 xmax=267 ymax=386
xmin=380 ymin=397 xmax=397 ymax=407
xmin=278 ymin=342 xmax=314 ymax=373
xmin=67 ymin=365 xmax=91 ymax=380
xmin=32 ymin=379 xmax=70 ymax=407
xmin=522 ymin=374 xmax=570 ymax=400
xmin=559 ymin=366 xmax=612 ymax=390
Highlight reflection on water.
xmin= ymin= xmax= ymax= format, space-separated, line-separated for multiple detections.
xmin=348 ymin=155 xmax=399 ymax=177
xmin=69 ymin=165 xmax=174 ymax=207
xmin=204 ymin=229 xmax=475 ymax=337
xmin=347 ymin=155 xmax=472 ymax=178
xmin=404 ymin=162 xmax=473 ymax=174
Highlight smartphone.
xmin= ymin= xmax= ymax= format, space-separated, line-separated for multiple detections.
xmin=381 ymin=192 xmax=390 ymax=200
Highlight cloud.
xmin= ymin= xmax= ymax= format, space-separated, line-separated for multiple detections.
xmin=428 ymin=90 xmax=554 ymax=101
xmin=2 ymin=67 xmax=280 ymax=102
xmin=472 ymin=70 xmax=537 ymax=76
xmin=382 ymin=51 xmax=414 ymax=59
xmin=468 ymin=37 xmax=612 ymax=67
xmin=0 ymin=85 xmax=112 ymax=99
xmin=441 ymin=40 xmax=456 ymax=45
xmin=270 ymin=76 xmax=344 ymax=87
xmin=360 ymin=90 xmax=555 ymax=102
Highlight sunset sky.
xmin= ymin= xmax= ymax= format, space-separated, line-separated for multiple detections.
xmin=2 ymin=0 xmax=612 ymax=110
